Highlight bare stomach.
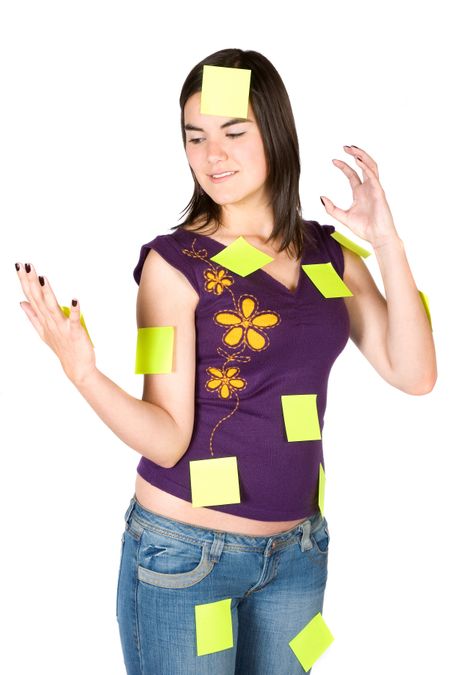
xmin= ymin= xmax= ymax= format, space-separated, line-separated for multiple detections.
xmin=135 ymin=474 xmax=308 ymax=536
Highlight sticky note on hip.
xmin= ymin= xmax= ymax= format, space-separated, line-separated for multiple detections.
xmin=135 ymin=326 xmax=174 ymax=374
xmin=200 ymin=65 xmax=252 ymax=118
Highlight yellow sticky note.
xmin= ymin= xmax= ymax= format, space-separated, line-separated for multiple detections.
xmin=318 ymin=463 xmax=326 ymax=516
xmin=135 ymin=326 xmax=174 ymax=374
xmin=302 ymin=262 xmax=353 ymax=298
xmin=190 ymin=456 xmax=240 ymax=507
xmin=200 ymin=65 xmax=251 ymax=118
xmin=281 ymin=394 xmax=321 ymax=442
xmin=210 ymin=237 xmax=273 ymax=277
xmin=418 ymin=290 xmax=432 ymax=330
xmin=60 ymin=305 xmax=93 ymax=346
xmin=330 ymin=230 xmax=371 ymax=258
xmin=289 ymin=612 xmax=334 ymax=671
xmin=195 ymin=598 xmax=233 ymax=656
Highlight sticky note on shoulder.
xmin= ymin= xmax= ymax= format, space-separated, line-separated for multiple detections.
xmin=195 ymin=598 xmax=233 ymax=656
xmin=330 ymin=230 xmax=371 ymax=258
xmin=135 ymin=326 xmax=174 ymax=374
xmin=200 ymin=65 xmax=251 ymax=118
xmin=210 ymin=237 xmax=273 ymax=276
xmin=60 ymin=305 xmax=93 ymax=346
xmin=190 ymin=456 xmax=240 ymax=507
xmin=302 ymin=262 xmax=353 ymax=298
xmin=289 ymin=612 xmax=334 ymax=671
xmin=281 ymin=394 xmax=321 ymax=441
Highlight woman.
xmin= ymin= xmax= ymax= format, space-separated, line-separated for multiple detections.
xmin=16 ymin=49 xmax=436 ymax=674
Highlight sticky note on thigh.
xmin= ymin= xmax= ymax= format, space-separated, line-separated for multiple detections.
xmin=302 ymin=263 xmax=353 ymax=298
xmin=418 ymin=290 xmax=432 ymax=330
xmin=190 ymin=456 xmax=240 ymax=507
xmin=195 ymin=598 xmax=234 ymax=656
xmin=60 ymin=306 xmax=93 ymax=346
xmin=210 ymin=237 xmax=273 ymax=276
xmin=289 ymin=612 xmax=334 ymax=671
xmin=281 ymin=394 xmax=321 ymax=441
xmin=135 ymin=326 xmax=174 ymax=374
xmin=330 ymin=230 xmax=371 ymax=258
xmin=318 ymin=463 xmax=326 ymax=516
xmin=200 ymin=65 xmax=251 ymax=118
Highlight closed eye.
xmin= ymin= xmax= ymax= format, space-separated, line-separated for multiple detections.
xmin=188 ymin=132 xmax=246 ymax=145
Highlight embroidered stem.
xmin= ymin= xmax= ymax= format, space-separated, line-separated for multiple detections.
xmin=209 ymin=393 xmax=240 ymax=457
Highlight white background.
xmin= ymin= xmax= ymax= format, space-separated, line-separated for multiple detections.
xmin=1 ymin=1 xmax=449 ymax=673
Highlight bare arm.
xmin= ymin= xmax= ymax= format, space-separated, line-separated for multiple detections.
xmin=16 ymin=251 xmax=198 ymax=468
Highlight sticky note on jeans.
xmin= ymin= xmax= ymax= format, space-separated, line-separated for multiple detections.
xmin=302 ymin=262 xmax=353 ymax=298
xmin=281 ymin=394 xmax=321 ymax=441
xmin=289 ymin=612 xmax=334 ymax=671
xmin=135 ymin=326 xmax=174 ymax=374
xmin=418 ymin=290 xmax=432 ymax=330
xmin=200 ymin=65 xmax=251 ymax=118
xmin=190 ymin=456 xmax=240 ymax=507
xmin=210 ymin=237 xmax=273 ymax=276
xmin=195 ymin=598 xmax=234 ymax=656
xmin=330 ymin=230 xmax=371 ymax=258
xmin=318 ymin=463 xmax=326 ymax=516
xmin=60 ymin=306 xmax=93 ymax=346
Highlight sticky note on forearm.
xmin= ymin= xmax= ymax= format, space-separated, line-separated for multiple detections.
xmin=200 ymin=65 xmax=251 ymax=118
xmin=281 ymin=394 xmax=321 ymax=441
xmin=302 ymin=262 xmax=353 ymax=298
xmin=60 ymin=306 xmax=93 ymax=346
xmin=418 ymin=290 xmax=432 ymax=330
xmin=195 ymin=598 xmax=234 ymax=656
xmin=135 ymin=326 xmax=174 ymax=374
xmin=190 ymin=456 xmax=240 ymax=507
xmin=289 ymin=612 xmax=334 ymax=671
xmin=330 ymin=230 xmax=371 ymax=258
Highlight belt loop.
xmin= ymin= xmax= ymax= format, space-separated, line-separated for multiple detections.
xmin=209 ymin=531 xmax=225 ymax=563
xmin=124 ymin=496 xmax=136 ymax=524
xmin=300 ymin=520 xmax=313 ymax=552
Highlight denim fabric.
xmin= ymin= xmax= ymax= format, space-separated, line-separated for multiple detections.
xmin=116 ymin=497 xmax=330 ymax=674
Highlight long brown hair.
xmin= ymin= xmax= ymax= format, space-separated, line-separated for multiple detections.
xmin=172 ymin=48 xmax=315 ymax=259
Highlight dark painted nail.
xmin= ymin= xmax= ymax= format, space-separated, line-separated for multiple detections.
xmin=39 ymin=276 xmax=45 ymax=286
xmin=351 ymin=145 xmax=360 ymax=149
xmin=320 ymin=197 xmax=325 ymax=206
xmin=72 ymin=299 xmax=78 ymax=307
xmin=15 ymin=263 xmax=20 ymax=271
xmin=25 ymin=263 xmax=31 ymax=273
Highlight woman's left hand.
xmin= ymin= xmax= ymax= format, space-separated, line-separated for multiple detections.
xmin=320 ymin=146 xmax=399 ymax=249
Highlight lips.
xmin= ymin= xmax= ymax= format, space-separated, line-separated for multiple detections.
xmin=209 ymin=171 xmax=237 ymax=184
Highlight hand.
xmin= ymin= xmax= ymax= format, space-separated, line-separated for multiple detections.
xmin=320 ymin=145 xmax=399 ymax=249
xmin=16 ymin=262 xmax=96 ymax=384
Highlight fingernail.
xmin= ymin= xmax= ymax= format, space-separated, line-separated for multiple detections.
xmin=72 ymin=299 xmax=78 ymax=307
xmin=343 ymin=145 xmax=351 ymax=149
xmin=320 ymin=197 xmax=325 ymax=206
xmin=39 ymin=276 xmax=45 ymax=286
xmin=351 ymin=145 xmax=360 ymax=149
xmin=25 ymin=263 xmax=31 ymax=273
xmin=15 ymin=263 xmax=20 ymax=271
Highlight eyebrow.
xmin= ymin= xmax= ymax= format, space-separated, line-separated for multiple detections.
xmin=184 ymin=118 xmax=252 ymax=132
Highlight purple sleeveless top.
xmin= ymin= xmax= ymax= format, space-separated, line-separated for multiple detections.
xmin=133 ymin=220 xmax=350 ymax=521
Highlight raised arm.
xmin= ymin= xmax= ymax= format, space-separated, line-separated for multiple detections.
xmin=16 ymin=251 xmax=198 ymax=467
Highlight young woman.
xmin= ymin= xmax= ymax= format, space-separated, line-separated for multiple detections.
xmin=16 ymin=49 xmax=436 ymax=674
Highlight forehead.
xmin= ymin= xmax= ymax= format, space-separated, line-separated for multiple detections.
xmin=184 ymin=91 xmax=255 ymax=125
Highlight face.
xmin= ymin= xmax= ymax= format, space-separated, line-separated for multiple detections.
xmin=184 ymin=92 xmax=269 ymax=208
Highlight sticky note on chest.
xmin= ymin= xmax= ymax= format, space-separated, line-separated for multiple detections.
xmin=301 ymin=262 xmax=353 ymax=298
xmin=135 ymin=326 xmax=174 ymax=374
xmin=289 ymin=612 xmax=334 ymax=671
xmin=200 ymin=65 xmax=251 ymax=118
xmin=281 ymin=394 xmax=321 ymax=441
xmin=190 ymin=456 xmax=241 ymax=507
xmin=210 ymin=236 xmax=273 ymax=276
xmin=195 ymin=598 xmax=234 ymax=656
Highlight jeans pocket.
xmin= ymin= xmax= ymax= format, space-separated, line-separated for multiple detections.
xmin=311 ymin=518 xmax=330 ymax=555
xmin=137 ymin=529 xmax=215 ymax=589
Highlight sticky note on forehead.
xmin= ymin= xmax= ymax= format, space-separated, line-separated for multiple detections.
xmin=135 ymin=326 xmax=174 ymax=374
xmin=200 ymin=65 xmax=252 ymax=118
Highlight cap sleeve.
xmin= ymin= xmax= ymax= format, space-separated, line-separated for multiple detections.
xmin=306 ymin=220 xmax=345 ymax=277
xmin=133 ymin=233 xmax=200 ymax=295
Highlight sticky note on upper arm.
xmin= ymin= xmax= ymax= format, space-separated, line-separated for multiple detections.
xmin=200 ymin=65 xmax=252 ymax=118
xmin=60 ymin=306 xmax=93 ymax=346
xmin=195 ymin=598 xmax=234 ymax=656
xmin=190 ymin=456 xmax=240 ymax=507
xmin=135 ymin=326 xmax=174 ymax=374
xmin=210 ymin=237 xmax=273 ymax=276
xmin=289 ymin=612 xmax=334 ymax=671
xmin=330 ymin=230 xmax=371 ymax=258
xmin=302 ymin=262 xmax=353 ymax=298
xmin=418 ymin=290 xmax=432 ymax=330
xmin=281 ymin=394 xmax=321 ymax=441
xmin=318 ymin=463 xmax=326 ymax=516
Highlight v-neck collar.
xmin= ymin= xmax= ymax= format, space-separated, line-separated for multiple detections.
xmin=179 ymin=228 xmax=307 ymax=297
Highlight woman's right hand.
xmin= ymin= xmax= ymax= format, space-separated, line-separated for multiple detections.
xmin=16 ymin=262 xmax=96 ymax=385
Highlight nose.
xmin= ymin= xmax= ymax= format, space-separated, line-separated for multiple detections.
xmin=206 ymin=139 xmax=228 ymax=164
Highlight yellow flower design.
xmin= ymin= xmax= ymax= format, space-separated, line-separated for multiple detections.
xmin=214 ymin=294 xmax=280 ymax=351
xmin=204 ymin=267 xmax=234 ymax=295
xmin=206 ymin=366 xmax=247 ymax=399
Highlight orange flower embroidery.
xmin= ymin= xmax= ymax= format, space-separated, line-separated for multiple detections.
xmin=214 ymin=294 xmax=280 ymax=351
xmin=204 ymin=267 xmax=234 ymax=295
xmin=206 ymin=366 xmax=247 ymax=399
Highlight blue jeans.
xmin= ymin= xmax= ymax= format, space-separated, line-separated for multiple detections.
xmin=116 ymin=497 xmax=330 ymax=674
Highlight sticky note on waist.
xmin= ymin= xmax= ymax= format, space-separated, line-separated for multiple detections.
xmin=210 ymin=237 xmax=273 ymax=276
xmin=135 ymin=326 xmax=174 ymax=374
xmin=200 ymin=65 xmax=251 ymax=118
xmin=195 ymin=598 xmax=233 ymax=656
xmin=190 ymin=456 xmax=240 ymax=507
xmin=302 ymin=262 xmax=353 ymax=298
xmin=281 ymin=394 xmax=321 ymax=441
